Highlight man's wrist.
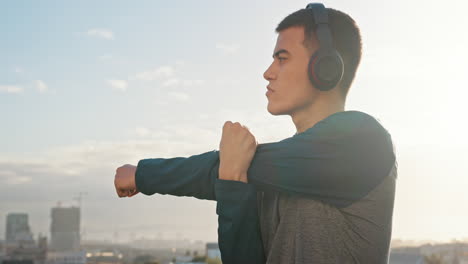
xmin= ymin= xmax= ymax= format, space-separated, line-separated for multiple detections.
xmin=218 ymin=168 xmax=248 ymax=183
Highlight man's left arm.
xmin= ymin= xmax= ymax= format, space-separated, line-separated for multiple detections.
xmin=214 ymin=121 xmax=265 ymax=264
xmin=215 ymin=179 xmax=265 ymax=264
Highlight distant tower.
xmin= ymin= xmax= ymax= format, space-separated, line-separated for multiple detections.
xmin=5 ymin=213 xmax=33 ymax=242
xmin=49 ymin=205 xmax=80 ymax=251
xmin=206 ymin=243 xmax=221 ymax=261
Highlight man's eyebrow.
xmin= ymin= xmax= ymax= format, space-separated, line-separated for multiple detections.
xmin=272 ymin=49 xmax=290 ymax=58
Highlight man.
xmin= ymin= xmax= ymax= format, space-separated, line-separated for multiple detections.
xmin=114 ymin=3 xmax=397 ymax=264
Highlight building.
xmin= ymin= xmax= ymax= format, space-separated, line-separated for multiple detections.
xmin=2 ymin=213 xmax=47 ymax=264
xmin=2 ymin=234 xmax=47 ymax=264
xmin=86 ymin=249 xmax=123 ymax=264
xmin=1 ymin=240 xmax=5 ymax=263
xmin=205 ymin=243 xmax=221 ymax=262
xmin=389 ymin=243 xmax=468 ymax=264
xmin=47 ymin=250 xmax=86 ymax=264
xmin=5 ymin=214 xmax=33 ymax=243
xmin=49 ymin=206 xmax=80 ymax=252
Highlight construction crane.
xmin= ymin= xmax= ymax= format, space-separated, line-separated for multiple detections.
xmin=73 ymin=192 xmax=88 ymax=208
xmin=73 ymin=192 xmax=88 ymax=241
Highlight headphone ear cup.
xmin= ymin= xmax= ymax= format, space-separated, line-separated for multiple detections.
xmin=308 ymin=49 xmax=344 ymax=91
xmin=308 ymin=51 xmax=324 ymax=90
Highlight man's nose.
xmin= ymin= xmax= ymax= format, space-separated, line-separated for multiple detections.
xmin=263 ymin=63 xmax=276 ymax=81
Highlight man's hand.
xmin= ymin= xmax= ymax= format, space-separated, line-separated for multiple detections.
xmin=219 ymin=121 xmax=258 ymax=183
xmin=114 ymin=164 xmax=140 ymax=198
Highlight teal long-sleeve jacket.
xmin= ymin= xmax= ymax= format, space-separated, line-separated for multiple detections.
xmin=134 ymin=111 xmax=396 ymax=264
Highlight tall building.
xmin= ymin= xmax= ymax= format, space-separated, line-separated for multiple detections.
xmin=49 ymin=206 xmax=80 ymax=252
xmin=206 ymin=243 xmax=221 ymax=261
xmin=3 ymin=214 xmax=47 ymax=264
xmin=5 ymin=213 xmax=33 ymax=243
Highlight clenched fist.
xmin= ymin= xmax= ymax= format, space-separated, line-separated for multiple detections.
xmin=114 ymin=164 xmax=140 ymax=198
xmin=219 ymin=121 xmax=258 ymax=183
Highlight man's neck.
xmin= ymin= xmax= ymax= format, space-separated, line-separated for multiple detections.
xmin=292 ymin=99 xmax=345 ymax=135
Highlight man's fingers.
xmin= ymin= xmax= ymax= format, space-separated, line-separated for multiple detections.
xmin=116 ymin=187 xmax=139 ymax=198
xmin=128 ymin=190 xmax=140 ymax=197
xmin=115 ymin=178 xmax=129 ymax=198
xmin=116 ymin=188 xmax=126 ymax=198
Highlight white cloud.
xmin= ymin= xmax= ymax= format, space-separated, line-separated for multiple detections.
xmin=154 ymin=100 xmax=169 ymax=106
xmin=182 ymin=79 xmax=204 ymax=86
xmin=7 ymin=176 xmax=32 ymax=185
xmin=87 ymin=28 xmax=114 ymax=40
xmin=175 ymin=60 xmax=186 ymax=66
xmin=133 ymin=66 xmax=175 ymax=81
xmin=199 ymin=114 xmax=209 ymax=120
xmin=98 ymin=55 xmax=113 ymax=60
xmin=35 ymin=80 xmax=48 ymax=93
xmin=107 ymin=79 xmax=128 ymax=91
xmin=162 ymin=78 xmax=180 ymax=87
xmin=131 ymin=65 xmax=204 ymax=89
xmin=168 ymin=91 xmax=190 ymax=102
xmin=135 ymin=127 xmax=150 ymax=137
xmin=0 ymin=85 xmax=23 ymax=94
xmin=163 ymin=79 xmax=204 ymax=88
xmin=0 ymin=169 xmax=31 ymax=185
xmin=0 ymin=170 xmax=16 ymax=178
xmin=215 ymin=42 xmax=240 ymax=54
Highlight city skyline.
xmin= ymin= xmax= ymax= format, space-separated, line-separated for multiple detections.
xmin=4 ymin=209 xmax=468 ymax=246
xmin=1 ymin=0 xmax=468 ymax=243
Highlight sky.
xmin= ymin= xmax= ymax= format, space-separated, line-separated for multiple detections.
xmin=1 ymin=0 xmax=468 ymax=244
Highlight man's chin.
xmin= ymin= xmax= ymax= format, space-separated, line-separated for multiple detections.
xmin=267 ymin=105 xmax=287 ymax=116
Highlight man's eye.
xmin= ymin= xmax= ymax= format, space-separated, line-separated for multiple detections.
xmin=278 ymin=57 xmax=287 ymax=62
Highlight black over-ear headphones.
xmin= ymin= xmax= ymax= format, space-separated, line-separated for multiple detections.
xmin=306 ymin=3 xmax=344 ymax=91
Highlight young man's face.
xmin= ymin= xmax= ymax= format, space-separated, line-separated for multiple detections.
xmin=263 ymin=26 xmax=318 ymax=116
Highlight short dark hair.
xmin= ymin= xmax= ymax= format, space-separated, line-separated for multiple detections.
xmin=275 ymin=8 xmax=362 ymax=98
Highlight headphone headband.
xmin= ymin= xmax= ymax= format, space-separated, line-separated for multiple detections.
xmin=306 ymin=3 xmax=327 ymax=24
xmin=306 ymin=3 xmax=333 ymax=48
